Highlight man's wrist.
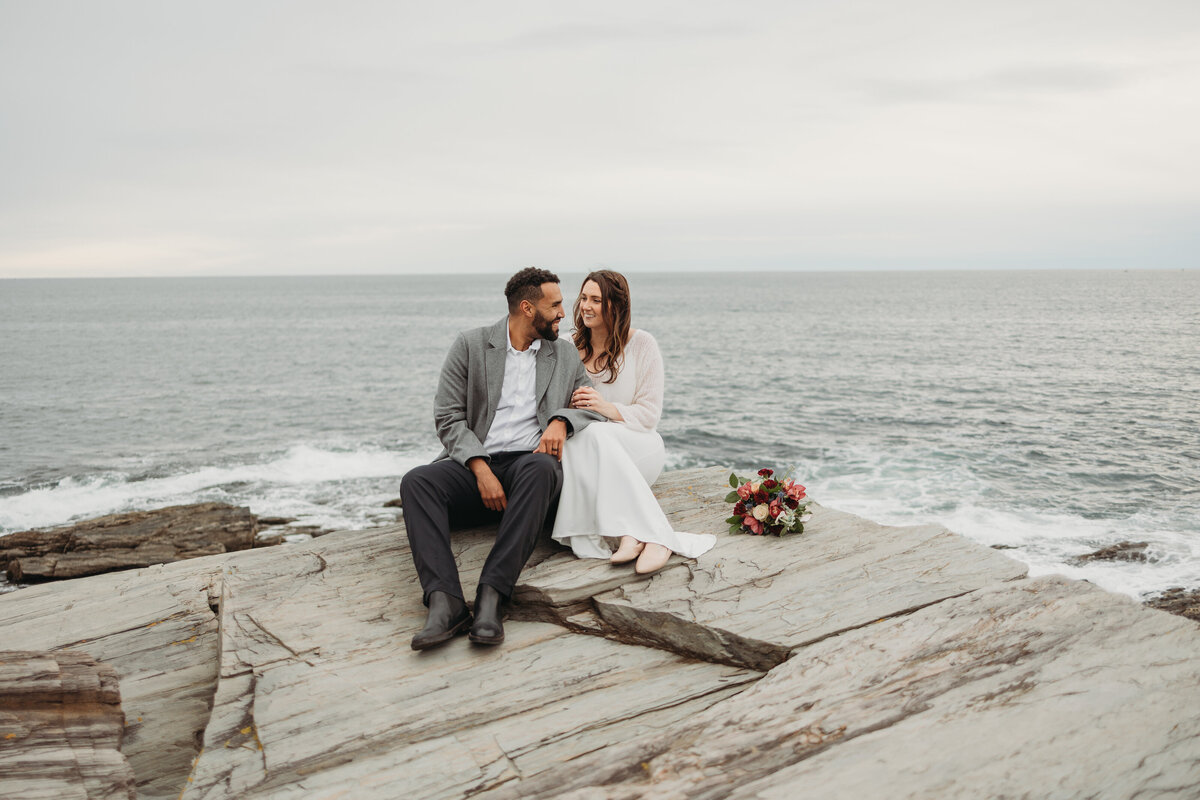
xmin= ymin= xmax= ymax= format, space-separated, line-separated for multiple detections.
xmin=549 ymin=415 xmax=573 ymax=434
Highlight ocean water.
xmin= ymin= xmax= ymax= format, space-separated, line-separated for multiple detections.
xmin=2 ymin=270 xmax=1197 ymax=598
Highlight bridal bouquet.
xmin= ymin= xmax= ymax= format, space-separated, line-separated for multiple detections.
xmin=724 ymin=468 xmax=812 ymax=536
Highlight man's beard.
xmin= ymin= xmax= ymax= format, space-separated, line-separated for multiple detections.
xmin=533 ymin=310 xmax=559 ymax=341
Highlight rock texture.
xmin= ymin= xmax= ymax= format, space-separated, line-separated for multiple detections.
xmin=0 ymin=650 xmax=136 ymax=800
xmin=1069 ymin=540 xmax=1150 ymax=565
xmin=1146 ymin=587 xmax=1200 ymax=622
xmin=2 ymin=503 xmax=257 ymax=582
xmin=1 ymin=467 xmax=1199 ymax=799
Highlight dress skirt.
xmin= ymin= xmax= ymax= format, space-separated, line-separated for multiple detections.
xmin=551 ymin=422 xmax=717 ymax=560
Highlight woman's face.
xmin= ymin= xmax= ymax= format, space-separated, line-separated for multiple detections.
xmin=578 ymin=280 xmax=605 ymax=330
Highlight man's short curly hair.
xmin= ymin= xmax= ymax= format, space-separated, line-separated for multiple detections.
xmin=505 ymin=267 xmax=560 ymax=313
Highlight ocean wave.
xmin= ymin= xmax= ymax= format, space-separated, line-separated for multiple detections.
xmin=0 ymin=444 xmax=436 ymax=534
xmin=820 ymin=489 xmax=1200 ymax=600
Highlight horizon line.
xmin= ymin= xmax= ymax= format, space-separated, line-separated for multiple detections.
xmin=2 ymin=265 xmax=1195 ymax=281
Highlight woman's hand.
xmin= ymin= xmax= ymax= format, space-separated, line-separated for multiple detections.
xmin=571 ymin=387 xmax=622 ymax=421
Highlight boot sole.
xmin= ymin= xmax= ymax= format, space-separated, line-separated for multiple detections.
xmin=410 ymin=615 xmax=472 ymax=651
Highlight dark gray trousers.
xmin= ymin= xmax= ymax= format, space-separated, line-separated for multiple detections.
xmin=399 ymin=451 xmax=563 ymax=605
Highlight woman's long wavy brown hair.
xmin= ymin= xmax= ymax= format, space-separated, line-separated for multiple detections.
xmin=572 ymin=270 xmax=631 ymax=384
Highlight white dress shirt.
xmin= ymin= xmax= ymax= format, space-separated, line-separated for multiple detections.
xmin=482 ymin=327 xmax=543 ymax=454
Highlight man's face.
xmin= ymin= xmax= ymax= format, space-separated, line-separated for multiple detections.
xmin=531 ymin=282 xmax=565 ymax=341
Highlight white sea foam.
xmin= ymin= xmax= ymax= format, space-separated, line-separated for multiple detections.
xmin=820 ymin=488 xmax=1200 ymax=600
xmin=0 ymin=444 xmax=437 ymax=535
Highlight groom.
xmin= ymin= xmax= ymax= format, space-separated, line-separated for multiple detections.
xmin=400 ymin=267 xmax=602 ymax=650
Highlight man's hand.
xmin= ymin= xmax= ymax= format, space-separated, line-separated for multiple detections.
xmin=534 ymin=418 xmax=568 ymax=461
xmin=468 ymin=458 xmax=506 ymax=511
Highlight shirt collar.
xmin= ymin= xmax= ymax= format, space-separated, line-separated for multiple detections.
xmin=506 ymin=325 xmax=542 ymax=355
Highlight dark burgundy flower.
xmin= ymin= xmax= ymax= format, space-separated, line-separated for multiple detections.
xmin=758 ymin=468 xmax=773 ymax=477
xmin=733 ymin=502 xmax=746 ymax=515
xmin=763 ymin=479 xmax=778 ymax=490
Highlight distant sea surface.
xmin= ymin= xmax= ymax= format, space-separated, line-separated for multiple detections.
xmin=2 ymin=270 xmax=1197 ymax=598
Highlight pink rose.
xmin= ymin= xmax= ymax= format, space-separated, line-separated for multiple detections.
xmin=736 ymin=483 xmax=753 ymax=501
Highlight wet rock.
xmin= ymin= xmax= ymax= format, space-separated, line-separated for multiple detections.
xmin=2 ymin=503 xmax=257 ymax=582
xmin=254 ymin=530 xmax=285 ymax=548
xmin=1069 ymin=540 xmax=1150 ymax=565
xmin=254 ymin=516 xmax=297 ymax=527
xmin=1145 ymin=587 xmax=1200 ymax=622
xmin=383 ymin=498 xmax=403 ymax=508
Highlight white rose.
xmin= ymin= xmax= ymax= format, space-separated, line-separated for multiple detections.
xmin=752 ymin=503 xmax=770 ymax=521
xmin=751 ymin=481 xmax=762 ymax=492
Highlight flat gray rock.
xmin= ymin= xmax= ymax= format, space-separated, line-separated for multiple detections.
xmin=518 ymin=474 xmax=1027 ymax=671
xmin=0 ymin=650 xmax=135 ymax=800
xmin=0 ymin=565 xmax=222 ymax=799
xmin=1 ymin=466 xmax=1197 ymax=800
xmin=495 ymin=576 xmax=1200 ymax=800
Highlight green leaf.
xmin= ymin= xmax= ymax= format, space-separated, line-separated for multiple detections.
xmin=729 ymin=473 xmax=739 ymax=489
xmin=724 ymin=491 xmax=740 ymax=504
xmin=724 ymin=515 xmax=742 ymax=525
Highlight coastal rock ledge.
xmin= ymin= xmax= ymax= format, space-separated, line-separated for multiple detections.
xmin=1 ymin=466 xmax=1198 ymax=799
xmin=2 ymin=503 xmax=258 ymax=582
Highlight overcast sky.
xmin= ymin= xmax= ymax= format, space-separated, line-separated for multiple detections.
xmin=1 ymin=1 xmax=1197 ymax=278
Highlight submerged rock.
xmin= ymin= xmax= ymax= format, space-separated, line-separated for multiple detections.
xmin=1069 ymin=540 xmax=1150 ymax=565
xmin=1 ymin=503 xmax=258 ymax=582
xmin=1145 ymin=586 xmax=1200 ymax=622
xmin=254 ymin=516 xmax=297 ymax=527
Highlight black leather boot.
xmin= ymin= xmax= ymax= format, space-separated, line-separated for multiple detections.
xmin=411 ymin=590 xmax=471 ymax=651
xmin=468 ymin=584 xmax=505 ymax=645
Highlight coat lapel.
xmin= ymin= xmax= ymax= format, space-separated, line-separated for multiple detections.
xmin=484 ymin=318 xmax=508 ymax=433
xmin=535 ymin=339 xmax=556 ymax=406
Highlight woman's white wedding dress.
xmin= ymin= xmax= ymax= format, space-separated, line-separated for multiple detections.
xmin=551 ymin=329 xmax=717 ymax=560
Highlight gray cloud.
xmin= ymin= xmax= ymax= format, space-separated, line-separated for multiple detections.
xmin=861 ymin=63 xmax=1129 ymax=105
xmin=498 ymin=21 xmax=747 ymax=49
xmin=1 ymin=0 xmax=1197 ymax=277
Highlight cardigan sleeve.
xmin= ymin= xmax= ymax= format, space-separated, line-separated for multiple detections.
xmin=611 ymin=330 xmax=664 ymax=433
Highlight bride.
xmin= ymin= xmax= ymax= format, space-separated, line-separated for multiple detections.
xmin=551 ymin=270 xmax=716 ymax=573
